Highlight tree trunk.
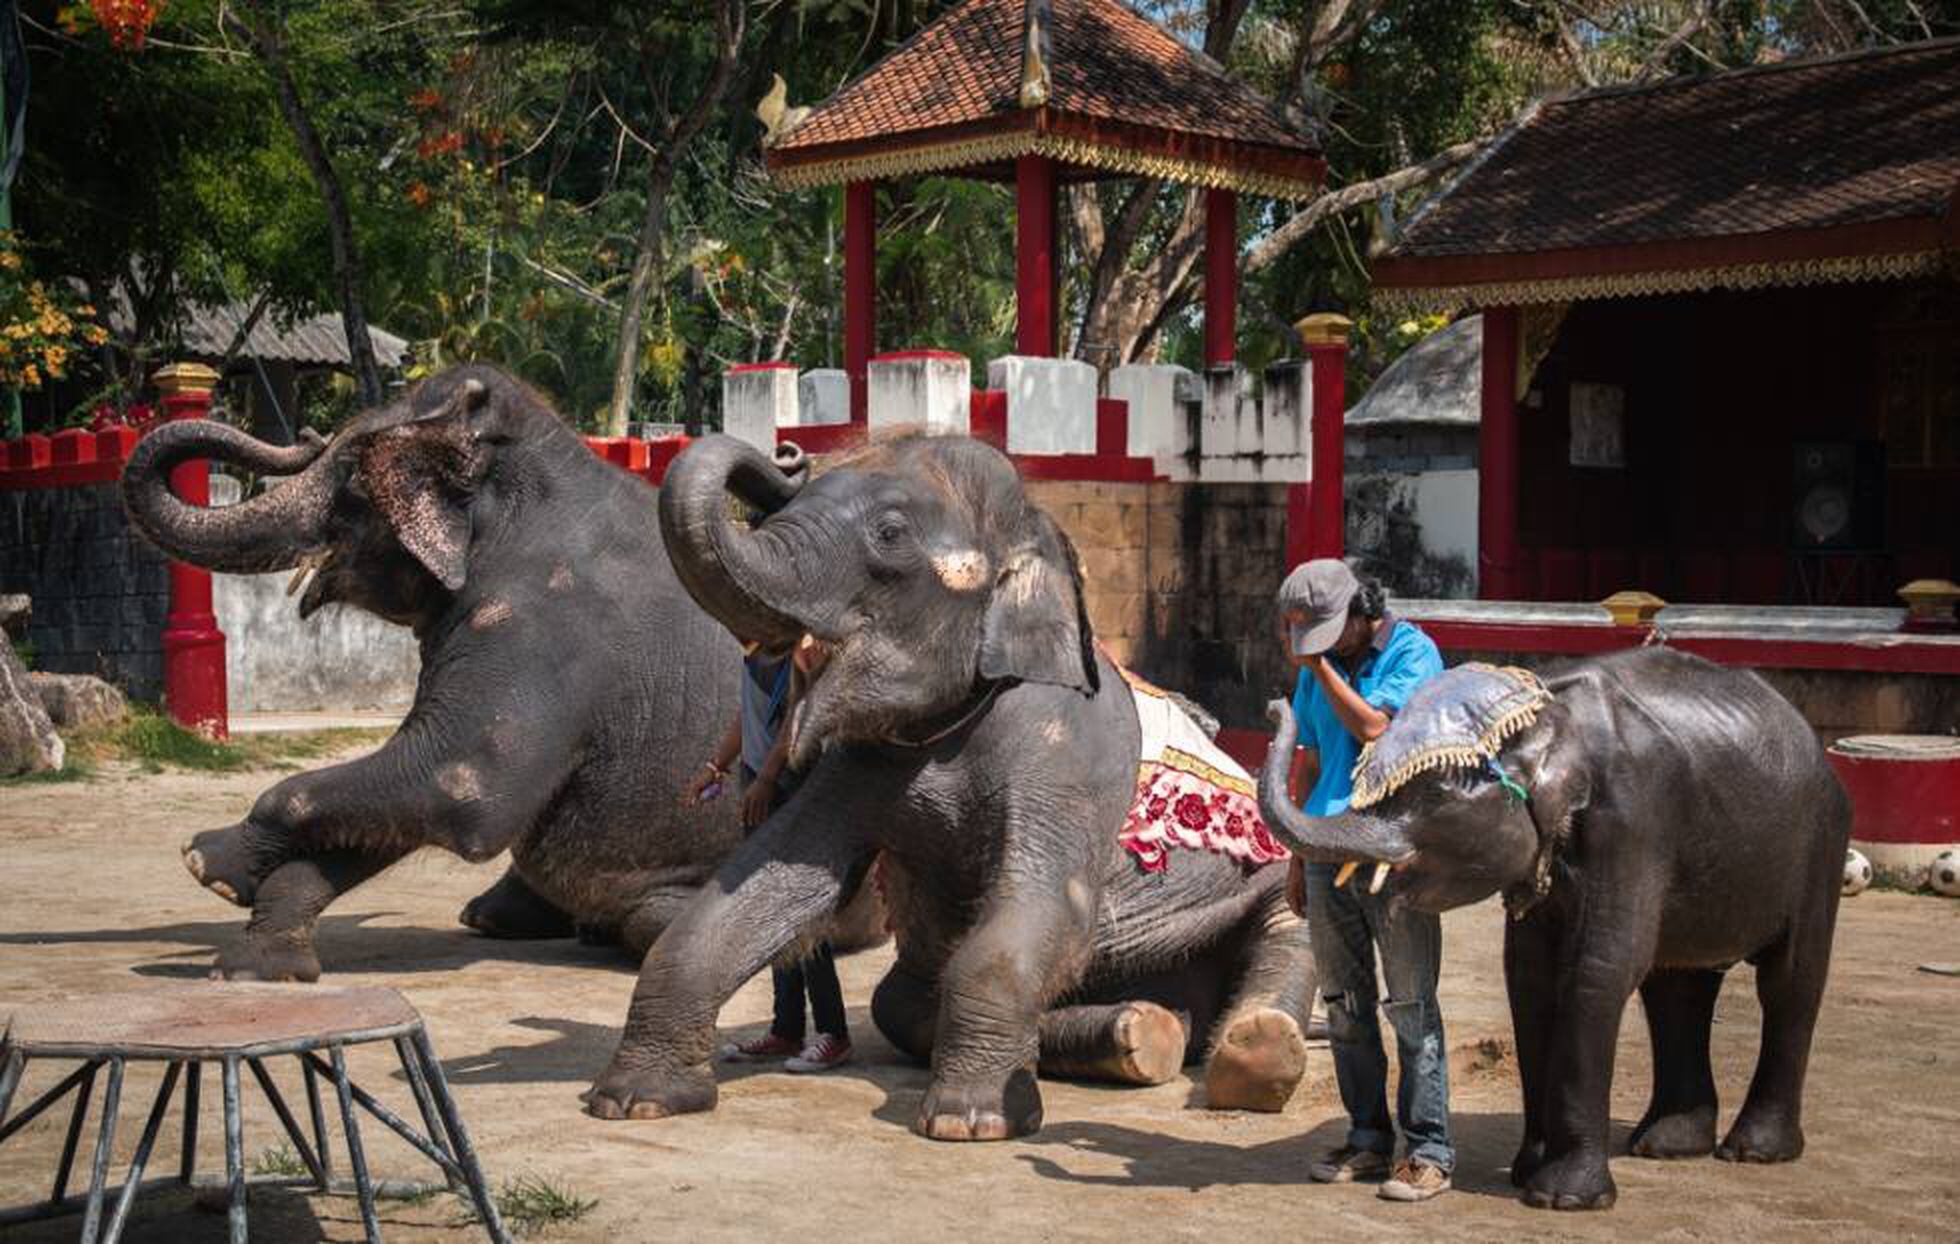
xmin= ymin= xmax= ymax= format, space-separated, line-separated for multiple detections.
xmin=231 ymin=7 xmax=385 ymax=407
xmin=604 ymin=0 xmax=747 ymax=436
xmin=605 ymin=161 xmax=675 ymax=437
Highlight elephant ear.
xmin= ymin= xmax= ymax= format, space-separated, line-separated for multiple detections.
xmin=357 ymin=377 xmax=492 ymax=591
xmin=979 ymin=507 xmax=1098 ymax=693
xmin=1507 ymin=701 xmax=1592 ymax=862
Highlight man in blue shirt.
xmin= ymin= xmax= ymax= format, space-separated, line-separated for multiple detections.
xmin=1280 ymin=559 xmax=1452 ymax=1202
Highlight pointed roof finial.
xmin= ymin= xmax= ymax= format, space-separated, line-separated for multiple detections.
xmin=1019 ymin=0 xmax=1052 ymax=108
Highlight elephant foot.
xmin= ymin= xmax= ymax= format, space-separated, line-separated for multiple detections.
xmin=1508 ymin=1139 xmax=1547 ymax=1189
xmin=582 ymin=1061 xmax=718 ymax=1122
xmin=1519 ymin=1151 xmax=1617 ymax=1211
xmin=182 ymin=824 xmax=283 ymax=908
xmin=1716 ymin=1113 xmax=1804 ymax=1164
xmin=1204 ymin=1008 xmax=1307 ymax=1112
xmin=914 ymin=1068 xmax=1042 ymax=1142
xmin=458 ymin=869 xmax=577 ymax=940
xmin=215 ymin=931 xmax=322 ymax=983
xmin=1630 ymin=1105 xmax=1717 ymax=1159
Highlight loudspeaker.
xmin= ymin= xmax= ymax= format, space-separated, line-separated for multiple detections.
xmin=1791 ymin=441 xmax=1885 ymax=551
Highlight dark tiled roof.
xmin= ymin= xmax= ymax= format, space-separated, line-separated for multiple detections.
xmin=181 ymin=303 xmax=411 ymax=369
xmin=1387 ymin=37 xmax=1960 ymax=262
xmin=775 ymin=0 xmax=1309 ymax=158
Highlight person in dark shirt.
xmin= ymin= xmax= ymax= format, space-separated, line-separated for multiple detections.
xmin=683 ymin=643 xmax=851 ymax=1073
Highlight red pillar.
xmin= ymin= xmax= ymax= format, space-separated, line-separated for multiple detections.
xmin=154 ymin=362 xmax=228 ymax=739
xmin=1294 ymin=313 xmax=1352 ymax=564
xmin=1479 ymin=305 xmax=1522 ymax=600
xmin=844 ymin=180 xmax=877 ymax=425
xmin=1015 ymin=154 xmax=1058 ymax=357
xmin=1203 ymin=188 xmax=1237 ymax=367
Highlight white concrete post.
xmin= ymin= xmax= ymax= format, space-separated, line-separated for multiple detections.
xmin=1108 ymin=362 xmax=1196 ymax=464
xmin=989 ymin=355 xmax=1098 ymax=455
xmin=868 ymin=352 xmax=971 ymax=435
xmin=1258 ymin=360 xmax=1311 ymax=482
xmin=797 ymin=368 xmax=851 ymax=427
xmin=722 ymin=363 xmax=797 ymax=451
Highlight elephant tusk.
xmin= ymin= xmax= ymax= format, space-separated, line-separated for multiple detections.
xmin=285 ymin=550 xmax=326 ymax=597
xmin=1369 ymin=862 xmax=1390 ymax=895
xmin=1333 ymin=861 xmax=1359 ymax=888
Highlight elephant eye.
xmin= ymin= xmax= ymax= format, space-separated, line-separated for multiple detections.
xmin=871 ymin=511 xmax=910 ymax=546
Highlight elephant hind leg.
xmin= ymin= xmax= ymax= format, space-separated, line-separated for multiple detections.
xmin=1203 ymin=885 xmax=1317 ymax=1112
xmin=1719 ymin=910 xmax=1835 ymax=1164
xmin=1038 ymin=1002 xmax=1188 ymax=1086
xmin=459 ymin=866 xmax=577 ymax=940
xmin=1630 ymin=968 xmax=1723 ymax=1159
xmin=872 ymin=964 xmax=937 ymax=1065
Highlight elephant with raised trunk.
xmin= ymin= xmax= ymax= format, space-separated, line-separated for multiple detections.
xmin=583 ymin=431 xmax=1316 ymax=1139
xmin=121 ymin=363 xmax=879 ymax=981
xmin=1257 ymin=650 xmax=1849 ymax=1210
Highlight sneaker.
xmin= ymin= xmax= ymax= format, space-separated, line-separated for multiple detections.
xmin=1308 ymin=1145 xmax=1392 ymax=1183
xmin=784 ymin=1033 xmax=852 ymax=1074
xmin=1377 ymin=1158 xmax=1451 ymax=1202
xmin=719 ymin=1033 xmax=801 ymax=1063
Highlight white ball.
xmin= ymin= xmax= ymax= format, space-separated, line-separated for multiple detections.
xmin=1842 ymin=848 xmax=1873 ymax=897
xmin=1929 ymin=849 xmax=1960 ymax=898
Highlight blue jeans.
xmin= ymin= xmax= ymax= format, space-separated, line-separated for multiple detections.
xmin=1303 ymin=862 xmax=1453 ymax=1171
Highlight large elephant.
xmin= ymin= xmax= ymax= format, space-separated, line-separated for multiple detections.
xmin=1257 ymin=650 xmax=1849 ymax=1210
xmin=121 ymin=363 xmax=877 ymax=980
xmin=583 ymin=431 xmax=1316 ymax=1139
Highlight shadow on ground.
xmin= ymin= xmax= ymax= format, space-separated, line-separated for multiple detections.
xmin=0 ymin=914 xmax=637 ymax=981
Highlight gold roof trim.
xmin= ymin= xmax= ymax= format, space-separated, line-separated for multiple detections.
xmin=1375 ymin=248 xmax=1946 ymax=313
xmin=769 ymin=130 xmax=1321 ymax=200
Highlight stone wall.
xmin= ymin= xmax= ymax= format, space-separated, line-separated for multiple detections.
xmin=213 ymin=572 xmax=420 ymax=713
xmin=1345 ymin=423 xmax=1479 ymax=600
xmin=0 ymin=483 xmax=169 ymax=698
xmin=1029 ymin=478 xmax=1293 ymax=732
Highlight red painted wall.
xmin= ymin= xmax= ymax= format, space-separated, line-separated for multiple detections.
xmin=1513 ymin=281 xmax=1960 ymax=605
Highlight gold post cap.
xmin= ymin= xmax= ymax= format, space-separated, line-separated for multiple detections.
xmin=1294 ymin=312 xmax=1354 ymax=348
xmin=1897 ymin=578 xmax=1960 ymax=619
xmin=152 ymin=362 xmax=221 ymax=397
xmin=1601 ymin=590 xmax=1667 ymax=626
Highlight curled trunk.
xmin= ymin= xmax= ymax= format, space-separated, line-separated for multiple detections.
xmin=122 ymin=420 xmax=336 ymax=574
xmin=1258 ymin=698 xmax=1415 ymax=865
xmin=657 ymin=435 xmax=814 ymax=650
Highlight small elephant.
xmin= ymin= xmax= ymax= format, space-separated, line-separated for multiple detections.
xmin=121 ymin=364 xmax=880 ymax=981
xmin=585 ymin=432 xmax=1316 ymax=1138
xmin=1258 ymin=650 xmax=1850 ymax=1210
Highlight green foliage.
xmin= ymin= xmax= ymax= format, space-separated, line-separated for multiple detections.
xmin=251 ymin=1145 xmax=310 ymax=1178
xmin=488 ymin=1174 xmax=597 ymax=1237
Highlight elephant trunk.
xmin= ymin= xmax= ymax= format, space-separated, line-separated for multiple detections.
xmin=657 ymin=434 xmax=812 ymax=650
xmin=1258 ymin=698 xmax=1416 ymax=865
xmin=122 ymin=419 xmax=337 ymax=574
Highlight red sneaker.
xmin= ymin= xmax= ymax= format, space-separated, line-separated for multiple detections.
xmin=719 ymin=1033 xmax=801 ymax=1063
xmin=785 ymin=1034 xmax=852 ymax=1073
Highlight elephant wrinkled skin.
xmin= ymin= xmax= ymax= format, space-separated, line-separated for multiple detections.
xmin=1259 ymin=648 xmax=1850 ymax=1210
xmin=585 ymin=432 xmax=1317 ymax=1138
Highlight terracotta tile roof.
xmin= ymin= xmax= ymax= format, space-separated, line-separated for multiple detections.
xmin=1374 ymin=37 xmax=1960 ymax=305
xmin=767 ymin=0 xmax=1319 ymax=197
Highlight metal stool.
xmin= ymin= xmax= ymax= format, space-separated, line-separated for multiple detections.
xmin=0 ymin=983 xmax=510 ymax=1243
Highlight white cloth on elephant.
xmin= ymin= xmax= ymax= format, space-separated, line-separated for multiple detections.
xmin=1117 ymin=666 xmax=1289 ymax=874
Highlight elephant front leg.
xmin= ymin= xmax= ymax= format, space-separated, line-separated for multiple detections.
xmin=216 ymin=847 xmax=410 ymax=981
xmin=1504 ymin=915 xmax=1561 ymax=1187
xmin=917 ymin=889 xmax=1095 ymax=1142
xmin=585 ymin=810 xmax=872 ymax=1121
xmin=1038 ymin=1002 xmax=1188 ymax=1086
xmin=1520 ymin=922 xmax=1650 ymax=1212
xmin=1204 ymin=881 xmax=1316 ymax=1112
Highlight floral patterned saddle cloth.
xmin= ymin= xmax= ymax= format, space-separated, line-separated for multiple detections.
xmin=1116 ymin=667 xmax=1289 ymax=874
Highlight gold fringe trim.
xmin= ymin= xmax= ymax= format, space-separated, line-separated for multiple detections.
xmin=770 ymin=131 xmax=1320 ymax=200
xmin=1349 ymin=665 xmax=1550 ymax=810
xmin=1375 ymin=249 xmax=1945 ymax=313
xmin=1158 ymin=747 xmax=1256 ymax=797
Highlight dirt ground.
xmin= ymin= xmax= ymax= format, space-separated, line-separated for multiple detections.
xmin=2 ymin=748 xmax=1957 ymax=1242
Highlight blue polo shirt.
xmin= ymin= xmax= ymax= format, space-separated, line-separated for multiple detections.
xmin=1291 ymin=617 xmax=1443 ymax=816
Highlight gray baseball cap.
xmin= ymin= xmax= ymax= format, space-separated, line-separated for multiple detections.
xmin=1278 ymin=559 xmax=1358 ymax=656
